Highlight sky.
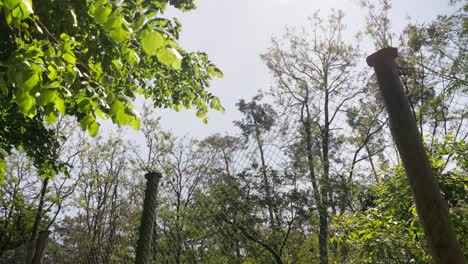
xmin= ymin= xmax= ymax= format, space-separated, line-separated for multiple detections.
xmin=126 ymin=0 xmax=456 ymax=140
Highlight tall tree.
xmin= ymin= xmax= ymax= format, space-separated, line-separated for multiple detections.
xmin=262 ymin=10 xmax=363 ymax=264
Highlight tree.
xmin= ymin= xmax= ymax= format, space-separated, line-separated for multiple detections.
xmin=52 ymin=133 xmax=140 ymax=263
xmin=234 ymin=95 xmax=277 ymax=231
xmin=331 ymin=134 xmax=467 ymax=263
xmin=0 ymin=117 xmax=83 ymax=261
xmin=0 ymin=0 xmax=223 ymax=180
xmin=191 ymin=97 xmax=309 ymax=264
xmin=361 ymin=0 xmax=467 ymax=146
xmin=0 ymin=150 xmax=40 ymax=257
xmin=261 ymin=10 xmax=364 ymax=264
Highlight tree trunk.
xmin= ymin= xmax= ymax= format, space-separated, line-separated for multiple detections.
xmin=254 ymin=123 xmax=276 ymax=231
xmin=301 ymin=104 xmax=328 ymax=264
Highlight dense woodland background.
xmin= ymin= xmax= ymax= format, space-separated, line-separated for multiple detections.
xmin=0 ymin=0 xmax=466 ymax=263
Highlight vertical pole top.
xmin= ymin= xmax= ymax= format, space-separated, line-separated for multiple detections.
xmin=145 ymin=171 xmax=162 ymax=180
xmin=366 ymin=47 xmax=398 ymax=67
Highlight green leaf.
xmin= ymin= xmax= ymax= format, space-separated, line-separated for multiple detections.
xmin=63 ymin=52 xmax=76 ymax=64
xmin=109 ymin=25 xmax=130 ymax=43
xmin=210 ymin=97 xmax=221 ymax=110
xmin=95 ymin=108 xmax=107 ymax=119
xmin=110 ymin=98 xmax=125 ymax=116
xmin=106 ymin=12 xmax=130 ymax=42
xmin=214 ymin=67 xmax=224 ymax=78
xmin=4 ymin=0 xmax=32 ymax=20
xmin=37 ymin=88 xmax=58 ymax=105
xmin=21 ymin=0 xmax=33 ymax=14
xmin=93 ymin=5 xmax=112 ymax=24
xmin=124 ymin=48 xmax=140 ymax=65
xmin=196 ymin=108 xmax=206 ymax=118
xmin=115 ymin=110 xmax=133 ymax=124
xmin=79 ymin=115 xmax=94 ymax=130
xmin=157 ymin=47 xmax=182 ymax=69
xmin=64 ymin=66 xmax=77 ymax=85
xmin=54 ymin=96 xmax=66 ymax=114
xmin=89 ymin=121 xmax=100 ymax=137
xmin=47 ymin=65 xmax=58 ymax=80
xmin=141 ymin=31 xmax=165 ymax=56
xmin=4 ymin=0 xmax=21 ymax=9
xmin=131 ymin=118 xmax=140 ymax=130
xmin=78 ymin=98 xmax=93 ymax=113
xmin=15 ymin=89 xmax=36 ymax=117
xmin=21 ymin=72 xmax=40 ymax=91
xmin=45 ymin=109 xmax=59 ymax=124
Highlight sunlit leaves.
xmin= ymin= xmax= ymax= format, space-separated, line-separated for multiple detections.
xmin=157 ymin=46 xmax=182 ymax=69
xmin=209 ymin=97 xmax=222 ymax=111
xmin=93 ymin=5 xmax=112 ymax=24
xmin=0 ymin=0 xmax=223 ymax=178
xmin=3 ymin=0 xmax=22 ymax=9
xmin=2 ymin=0 xmax=33 ymax=25
xmin=207 ymin=65 xmax=224 ymax=78
xmin=131 ymin=118 xmax=141 ymax=130
xmin=123 ymin=47 xmax=140 ymax=65
xmin=141 ymin=30 xmax=165 ymax=56
xmin=80 ymin=115 xmax=100 ymax=137
xmin=105 ymin=10 xmax=131 ymax=43
xmin=37 ymin=87 xmax=58 ymax=106
xmin=14 ymin=89 xmax=35 ymax=117
xmin=140 ymin=30 xmax=182 ymax=70
xmin=54 ymin=96 xmax=66 ymax=114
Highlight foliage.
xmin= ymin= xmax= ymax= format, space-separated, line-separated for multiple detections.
xmin=0 ymin=0 xmax=223 ymax=179
xmin=0 ymin=1 xmax=466 ymax=263
xmin=331 ymin=134 xmax=467 ymax=263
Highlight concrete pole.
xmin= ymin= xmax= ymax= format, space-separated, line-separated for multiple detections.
xmin=135 ymin=172 xmax=162 ymax=264
xmin=366 ymin=47 xmax=464 ymax=264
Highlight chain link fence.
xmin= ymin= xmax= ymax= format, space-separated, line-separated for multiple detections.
xmin=1 ymin=62 xmax=466 ymax=263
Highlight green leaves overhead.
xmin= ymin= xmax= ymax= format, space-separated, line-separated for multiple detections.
xmin=2 ymin=0 xmax=33 ymax=25
xmin=140 ymin=30 xmax=182 ymax=69
xmin=0 ymin=0 xmax=223 ymax=180
xmin=106 ymin=11 xmax=131 ymax=43
xmin=93 ymin=5 xmax=112 ymax=24
xmin=0 ymin=0 xmax=223 ymax=133
xmin=157 ymin=47 xmax=182 ymax=70
xmin=141 ymin=30 xmax=165 ymax=56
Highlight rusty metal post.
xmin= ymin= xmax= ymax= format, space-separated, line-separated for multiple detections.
xmin=135 ymin=172 xmax=162 ymax=264
xmin=366 ymin=47 xmax=463 ymax=264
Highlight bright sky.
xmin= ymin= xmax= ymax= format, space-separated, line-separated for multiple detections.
xmin=130 ymin=0 xmax=455 ymax=140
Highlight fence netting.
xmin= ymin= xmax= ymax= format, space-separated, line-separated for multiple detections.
xmin=1 ymin=68 xmax=466 ymax=264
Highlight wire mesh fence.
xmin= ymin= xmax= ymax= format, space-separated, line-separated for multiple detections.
xmin=1 ymin=64 xmax=466 ymax=263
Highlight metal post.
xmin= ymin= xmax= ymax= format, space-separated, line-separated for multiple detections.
xmin=135 ymin=172 xmax=162 ymax=264
xmin=366 ymin=47 xmax=464 ymax=264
